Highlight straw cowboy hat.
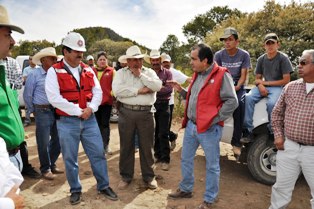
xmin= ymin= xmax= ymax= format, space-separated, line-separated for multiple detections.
xmin=119 ymin=45 xmax=146 ymax=63
xmin=0 ymin=5 xmax=24 ymax=34
xmin=32 ymin=47 xmax=58 ymax=65
xmin=144 ymin=49 xmax=161 ymax=64
xmin=160 ymin=53 xmax=171 ymax=63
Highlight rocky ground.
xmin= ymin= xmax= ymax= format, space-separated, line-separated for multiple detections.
xmin=21 ymin=122 xmax=311 ymax=209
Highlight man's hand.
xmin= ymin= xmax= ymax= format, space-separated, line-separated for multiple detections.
xmin=130 ymin=67 xmax=141 ymax=77
xmin=257 ymin=84 xmax=268 ymax=97
xmin=274 ymin=136 xmax=285 ymax=150
xmin=138 ymin=86 xmax=153 ymax=94
xmin=5 ymin=185 xmax=25 ymax=209
xmin=79 ymin=107 xmax=93 ymax=120
xmin=166 ymin=80 xmax=183 ymax=92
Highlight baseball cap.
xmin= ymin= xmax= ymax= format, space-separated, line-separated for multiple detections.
xmin=264 ymin=33 xmax=279 ymax=43
xmin=219 ymin=27 xmax=238 ymax=41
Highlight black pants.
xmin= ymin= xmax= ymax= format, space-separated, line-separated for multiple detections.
xmin=95 ymin=104 xmax=112 ymax=149
xmin=154 ymin=102 xmax=170 ymax=163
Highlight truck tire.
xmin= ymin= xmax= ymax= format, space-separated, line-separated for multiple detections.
xmin=247 ymin=134 xmax=277 ymax=185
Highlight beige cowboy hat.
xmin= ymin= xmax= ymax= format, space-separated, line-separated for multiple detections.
xmin=119 ymin=45 xmax=146 ymax=63
xmin=160 ymin=53 xmax=171 ymax=63
xmin=32 ymin=47 xmax=58 ymax=65
xmin=0 ymin=5 xmax=24 ymax=34
xmin=144 ymin=49 xmax=161 ymax=64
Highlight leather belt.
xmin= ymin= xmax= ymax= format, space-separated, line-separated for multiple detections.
xmin=34 ymin=104 xmax=53 ymax=108
xmin=121 ymin=103 xmax=152 ymax=111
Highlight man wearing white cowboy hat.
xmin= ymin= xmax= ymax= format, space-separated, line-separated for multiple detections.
xmin=45 ymin=32 xmax=118 ymax=204
xmin=144 ymin=49 xmax=173 ymax=171
xmin=23 ymin=47 xmax=63 ymax=181
xmin=0 ymin=4 xmax=25 ymax=209
xmin=112 ymin=45 xmax=162 ymax=190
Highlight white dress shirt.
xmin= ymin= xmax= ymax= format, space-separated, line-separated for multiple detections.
xmin=169 ymin=68 xmax=189 ymax=105
xmin=0 ymin=138 xmax=24 ymax=209
xmin=45 ymin=60 xmax=102 ymax=116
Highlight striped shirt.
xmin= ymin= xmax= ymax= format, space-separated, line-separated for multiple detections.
xmin=271 ymin=79 xmax=314 ymax=145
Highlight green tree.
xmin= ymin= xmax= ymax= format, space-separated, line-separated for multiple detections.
xmin=11 ymin=40 xmax=55 ymax=57
xmin=159 ymin=34 xmax=180 ymax=63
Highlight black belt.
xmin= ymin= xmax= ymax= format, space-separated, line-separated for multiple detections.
xmin=121 ymin=103 xmax=152 ymax=111
xmin=34 ymin=104 xmax=53 ymax=108
xmin=8 ymin=147 xmax=19 ymax=156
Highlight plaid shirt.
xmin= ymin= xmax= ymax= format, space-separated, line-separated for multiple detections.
xmin=3 ymin=57 xmax=23 ymax=90
xmin=271 ymin=79 xmax=314 ymax=145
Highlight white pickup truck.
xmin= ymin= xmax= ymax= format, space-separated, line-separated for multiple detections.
xmin=221 ymin=98 xmax=276 ymax=185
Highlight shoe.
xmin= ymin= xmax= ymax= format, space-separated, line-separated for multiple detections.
xmin=146 ymin=178 xmax=158 ymax=190
xmin=22 ymin=166 xmax=41 ymax=179
xmin=232 ymin=146 xmax=241 ymax=156
xmin=240 ymin=132 xmax=254 ymax=143
xmin=196 ymin=201 xmax=212 ymax=209
xmin=51 ymin=167 xmax=64 ymax=174
xmin=105 ymin=146 xmax=113 ymax=155
xmin=70 ymin=192 xmax=81 ymax=205
xmin=168 ymin=188 xmax=192 ymax=199
xmin=161 ymin=162 xmax=169 ymax=171
xmin=170 ymin=140 xmax=176 ymax=151
xmin=169 ymin=131 xmax=178 ymax=141
xmin=117 ymin=180 xmax=130 ymax=190
xmin=42 ymin=171 xmax=55 ymax=180
xmin=99 ymin=187 xmax=118 ymax=201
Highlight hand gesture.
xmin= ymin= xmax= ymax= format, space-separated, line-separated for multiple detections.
xmin=5 ymin=185 xmax=25 ymax=209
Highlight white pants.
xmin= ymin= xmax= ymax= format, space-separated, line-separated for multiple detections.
xmin=269 ymin=138 xmax=314 ymax=209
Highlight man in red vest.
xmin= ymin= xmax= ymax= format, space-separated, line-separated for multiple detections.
xmin=45 ymin=32 xmax=117 ymax=205
xmin=168 ymin=43 xmax=238 ymax=209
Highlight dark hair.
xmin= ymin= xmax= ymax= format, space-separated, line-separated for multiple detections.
xmin=61 ymin=46 xmax=72 ymax=56
xmin=232 ymin=34 xmax=239 ymax=40
xmin=192 ymin=43 xmax=213 ymax=64
xmin=97 ymin=51 xmax=107 ymax=60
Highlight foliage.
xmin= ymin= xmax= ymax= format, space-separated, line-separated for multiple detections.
xmin=11 ymin=40 xmax=56 ymax=57
xmin=182 ymin=6 xmax=243 ymax=42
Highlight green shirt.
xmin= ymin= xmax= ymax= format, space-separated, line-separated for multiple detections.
xmin=0 ymin=64 xmax=24 ymax=150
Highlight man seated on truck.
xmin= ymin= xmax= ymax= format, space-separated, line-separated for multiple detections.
xmin=242 ymin=33 xmax=293 ymax=142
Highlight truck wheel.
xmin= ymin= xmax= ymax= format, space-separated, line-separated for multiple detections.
xmin=247 ymin=134 xmax=277 ymax=185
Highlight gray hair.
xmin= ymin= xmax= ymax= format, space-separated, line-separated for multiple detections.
xmin=302 ymin=49 xmax=314 ymax=63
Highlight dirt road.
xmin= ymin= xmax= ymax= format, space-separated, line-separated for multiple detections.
xmin=21 ymin=122 xmax=311 ymax=209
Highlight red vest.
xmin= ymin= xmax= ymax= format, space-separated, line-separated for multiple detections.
xmin=182 ymin=63 xmax=227 ymax=133
xmin=53 ymin=61 xmax=95 ymax=116
xmin=93 ymin=66 xmax=114 ymax=105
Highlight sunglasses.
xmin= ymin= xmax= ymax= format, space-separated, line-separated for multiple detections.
xmin=299 ymin=60 xmax=309 ymax=66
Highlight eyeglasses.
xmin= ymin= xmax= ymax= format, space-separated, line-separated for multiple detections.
xmin=299 ymin=60 xmax=309 ymax=66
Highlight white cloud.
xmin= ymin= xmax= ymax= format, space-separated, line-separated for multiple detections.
xmin=2 ymin=0 xmax=311 ymax=51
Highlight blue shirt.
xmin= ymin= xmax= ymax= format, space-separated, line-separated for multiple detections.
xmin=214 ymin=48 xmax=251 ymax=84
xmin=23 ymin=67 xmax=50 ymax=113
xmin=22 ymin=65 xmax=38 ymax=77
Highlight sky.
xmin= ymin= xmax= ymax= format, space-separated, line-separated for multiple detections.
xmin=1 ymin=0 xmax=311 ymax=50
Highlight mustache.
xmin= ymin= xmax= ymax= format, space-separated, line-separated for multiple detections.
xmin=9 ymin=44 xmax=14 ymax=50
xmin=76 ymin=55 xmax=83 ymax=59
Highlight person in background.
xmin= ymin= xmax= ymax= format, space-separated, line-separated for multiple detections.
xmin=93 ymin=51 xmax=115 ymax=155
xmin=214 ymin=27 xmax=251 ymax=156
xmin=45 ymin=32 xmax=118 ymax=205
xmin=0 ymin=5 xmax=26 ymax=209
xmin=4 ymin=56 xmax=23 ymax=90
xmin=269 ymin=49 xmax=314 ymax=209
xmin=161 ymin=53 xmax=191 ymax=151
xmin=23 ymin=47 xmax=63 ymax=180
xmin=168 ymin=43 xmax=238 ymax=209
xmin=242 ymin=33 xmax=293 ymax=143
xmin=22 ymin=55 xmax=38 ymax=127
xmin=112 ymin=45 xmax=162 ymax=190
xmin=86 ymin=55 xmax=95 ymax=68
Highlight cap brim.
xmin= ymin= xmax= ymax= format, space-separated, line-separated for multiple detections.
xmin=0 ymin=24 xmax=24 ymax=34
xmin=219 ymin=34 xmax=232 ymax=41
xmin=264 ymin=39 xmax=277 ymax=44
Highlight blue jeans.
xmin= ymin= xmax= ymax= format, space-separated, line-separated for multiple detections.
xmin=9 ymin=151 xmax=23 ymax=172
xmin=243 ymin=86 xmax=283 ymax=132
xmin=57 ymin=114 xmax=110 ymax=193
xmin=179 ymin=121 xmax=222 ymax=203
xmin=34 ymin=106 xmax=61 ymax=173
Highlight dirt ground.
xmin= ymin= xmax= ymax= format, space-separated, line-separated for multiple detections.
xmin=21 ymin=120 xmax=312 ymax=209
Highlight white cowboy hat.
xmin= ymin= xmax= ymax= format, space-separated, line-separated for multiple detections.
xmin=119 ymin=45 xmax=146 ymax=63
xmin=161 ymin=53 xmax=171 ymax=63
xmin=144 ymin=49 xmax=161 ymax=64
xmin=32 ymin=47 xmax=58 ymax=65
xmin=86 ymin=55 xmax=94 ymax=60
xmin=0 ymin=5 xmax=24 ymax=34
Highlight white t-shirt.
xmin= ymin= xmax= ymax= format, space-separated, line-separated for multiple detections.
xmin=306 ymin=83 xmax=314 ymax=94
xmin=169 ymin=68 xmax=189 ymax=105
